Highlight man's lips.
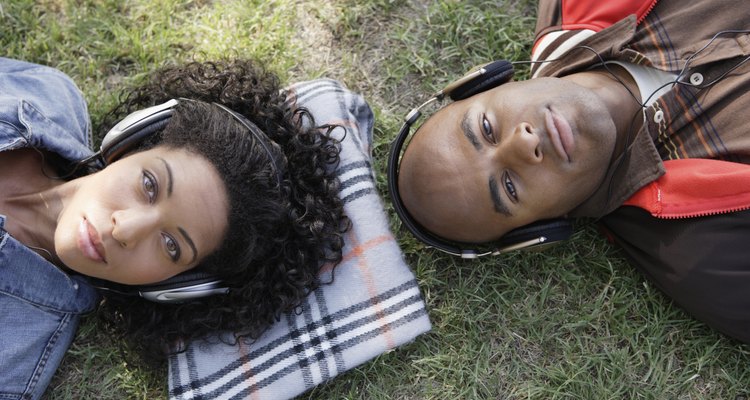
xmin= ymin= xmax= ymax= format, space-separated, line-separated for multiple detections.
xmin=78 ymin=218 xmax=106 ymax=262
xmin=545 ymin=107 xmax=574 ymax=162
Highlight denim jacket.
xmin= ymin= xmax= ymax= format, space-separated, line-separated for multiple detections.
xmin=0 ymin=57 xmax=99 ymax=400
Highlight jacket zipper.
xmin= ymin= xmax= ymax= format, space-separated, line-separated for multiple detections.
xmin=637 ymin=0 xmax=659 ymax=25
xmin=650 ymin=186 xmax=750 ymax=219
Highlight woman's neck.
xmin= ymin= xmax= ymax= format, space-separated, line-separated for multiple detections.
xmin=0 ymin=149 xmax=72 ymax=263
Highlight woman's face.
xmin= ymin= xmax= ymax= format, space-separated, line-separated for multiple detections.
xmin=54 ymin=146 xmax=229 ymax=285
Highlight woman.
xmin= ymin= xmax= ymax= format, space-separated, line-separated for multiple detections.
xmin=0 ymin=57 xmax=350 ymax=399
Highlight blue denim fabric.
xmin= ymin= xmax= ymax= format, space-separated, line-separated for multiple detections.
xmin=0 ymin=57 xmax=92 ymax=159
xmin=0 ymin=216 xmax=99 ymax=400
xmin=0 ymin=58 xmax=99 ymax=400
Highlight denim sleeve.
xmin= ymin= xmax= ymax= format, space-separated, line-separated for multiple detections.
xmin=0 ymin=57 xmax=92 ymax=157
xmin=0 ymin=294 xmax=83 ymax=400
xmin=0 ymin=219 xmax=99 ymax=400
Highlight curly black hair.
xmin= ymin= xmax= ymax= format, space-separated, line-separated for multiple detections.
xmin=95 ymin=59 xmax=350 ymax=358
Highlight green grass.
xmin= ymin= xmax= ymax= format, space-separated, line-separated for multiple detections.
xmin=2 ymin=0 xmax=749 ymax=398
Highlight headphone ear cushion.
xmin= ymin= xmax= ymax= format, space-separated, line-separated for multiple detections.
xmin=498 ymin=218 xmax=573 ymax=247
xmin=101 ymin=119 xmax=169 ymax=164
xmin=449 ymin=60 xmax=515 ymax=101
xmin=136 ymin=270 xmax=219 ymax=293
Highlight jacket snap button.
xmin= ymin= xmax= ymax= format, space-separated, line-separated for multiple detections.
xmin=653 ymin=110 xmax=665 ymax=123
xmin=690 ymin=72 xmax=704 ymax=86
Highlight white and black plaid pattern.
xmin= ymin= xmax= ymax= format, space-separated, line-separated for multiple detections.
xmin=169 ymin=280 xmax=426 ymax=399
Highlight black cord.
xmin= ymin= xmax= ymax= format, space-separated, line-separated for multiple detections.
xmin=15 ymin=125 xmax=102 ymax=180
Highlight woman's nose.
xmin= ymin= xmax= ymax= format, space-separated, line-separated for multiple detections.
xmin=111 ymin=208 xmax=159 ymax=248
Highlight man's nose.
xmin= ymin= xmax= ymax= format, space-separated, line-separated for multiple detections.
xmin=496 ymin=122 xmax=542 ymax=165
xmin=111 ymin=208 xmax=160 ymax=248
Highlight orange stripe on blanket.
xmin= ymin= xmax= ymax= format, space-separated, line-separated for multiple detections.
xmin=319 ymin=117 xmax=359 ymax=132
xmin=238 ymin=339 xmax=260 ymax=400
xmin=338 ymin=231 xmax=397 ymax=349
xmin=319 ymin=234 xmax=393 ymax=274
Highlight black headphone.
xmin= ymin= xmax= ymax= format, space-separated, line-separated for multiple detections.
xmin=91 ymin=98 xmax=275 ymax=303
xmin=387 ymin=60 xmax=573 ymax=259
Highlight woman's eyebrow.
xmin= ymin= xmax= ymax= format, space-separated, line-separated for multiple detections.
xmin=158 ymin=156 xmax=196 ymax=263
xmin=461 ymin=111 xmax=482 ymax=151
xmin=178 ymin=227 xmax=198 ymax=264
xmin=158 ymin=157 xmax=174 ymax=196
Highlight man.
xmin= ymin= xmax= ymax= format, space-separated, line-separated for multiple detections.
xmin=394 ymin=0 xmax=750 ymax=343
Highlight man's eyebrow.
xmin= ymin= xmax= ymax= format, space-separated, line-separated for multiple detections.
xmin=488 ymin=176 xmax=512 ymax=217
xmin=461 ymin=111 xmax=482 ymax=151
xmin=178 ymin=227 xmax=198 ymax=264
xmin=158 ymin=157 xmax=173 ymax=196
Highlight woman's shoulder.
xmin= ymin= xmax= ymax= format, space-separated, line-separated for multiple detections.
xmin=0 ymin=57 xmax=93 ymax=159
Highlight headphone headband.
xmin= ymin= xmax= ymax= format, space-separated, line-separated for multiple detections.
xmin=387 ymin=60 xmax=573 ymax=258
xmin=210 ymin=102 xmax=285 ymax=185
xmin=100 ymin=99 xmax=284 ymax=186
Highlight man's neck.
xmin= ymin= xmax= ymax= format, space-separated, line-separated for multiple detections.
xmin=562 ymin=66 xmax=644 ymax=157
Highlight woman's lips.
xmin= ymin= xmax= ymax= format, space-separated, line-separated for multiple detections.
xmin=545 ymin=107 xmax=575 ymax=162
xmin=78 ymin=218 xmax=106 ymax=262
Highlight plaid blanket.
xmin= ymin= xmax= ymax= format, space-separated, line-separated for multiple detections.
xmin=168 ymin=79 xmax=432 ymax=400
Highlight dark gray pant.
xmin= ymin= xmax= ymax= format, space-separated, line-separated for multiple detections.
xmin=602 ymin=206 xmax=750 ymax=344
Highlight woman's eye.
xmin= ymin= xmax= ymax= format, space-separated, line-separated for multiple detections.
xmin=503 ymin=171 xmax=518 ymax=202
xmin=481 ymin=114 xmax=496 ymax=144
xmin=142 ymin=170 xmax=158 ymax=203
xmin=162 ymin=233 xmax=181 ymax=262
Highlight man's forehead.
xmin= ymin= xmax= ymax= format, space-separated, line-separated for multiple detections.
xmin=409 ymin=103 xmax=463 ymax=150
xmin=424 ymin=100 xmax=463 ymax=129
xmin=399 ymin=116 xmax=503 ymax=238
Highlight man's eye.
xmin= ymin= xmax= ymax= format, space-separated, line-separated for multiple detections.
xmin=481 ymin=114 xmax=496 ymax=144
xmin=162 ymin=233 xmax=181 ymax=262
xmin=503 ymin=171 xmax=518 ymax=202
xmin=142 ymin=170 xmax=158 ymax=203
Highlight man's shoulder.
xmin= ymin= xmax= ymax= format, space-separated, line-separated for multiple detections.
xmin=531 ymin=0 xmax=655 ymax=78
xmin=534 ymin=0 xmax=656 ymax=39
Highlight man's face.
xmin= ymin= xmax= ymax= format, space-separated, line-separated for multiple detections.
xmin=398 ymin=77 xmax=617 ymax=243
